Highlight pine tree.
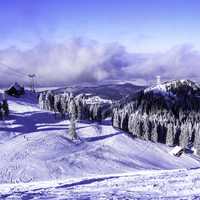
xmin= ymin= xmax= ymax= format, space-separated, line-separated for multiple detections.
xmin=179 ymin=123 xmax=190 ymax=148
xmin=143 ymin=118 xmax=151 ymax=141
xmin=194 ymin=124 xmax=200 ymax=155
xmin=166 ymin=123 xmax=174 ymax=146
xmin=38 ymin=93 xmax=44 ymax=109
xmin=151 ymin=121 xmax=158 ymax=142
xmin=68 ymin=98 xmax=78 ymax=140
xmin=2 ymin=99 xmax=9 ymax=117
xmin=0 ymin=103 xmax=3 ymax=120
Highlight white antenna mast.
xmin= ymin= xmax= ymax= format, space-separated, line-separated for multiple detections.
xmin=156 ymin=75 xmax=161 ymax=85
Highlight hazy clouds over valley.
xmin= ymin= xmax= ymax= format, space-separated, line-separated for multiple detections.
xmin=0 ymin=38 xmax=199 ymax=86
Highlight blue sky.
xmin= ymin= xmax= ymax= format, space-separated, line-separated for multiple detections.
xmin=1 ymin=0 xmax=200 ymax=52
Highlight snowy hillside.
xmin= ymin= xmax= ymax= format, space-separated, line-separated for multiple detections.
xmin=0 ymin=89 xmax=200 ymax=198
xmin=144 ymin=79 xmax=200 ymax=95
xmin=113 ymin=79 xmax=200 ymax=157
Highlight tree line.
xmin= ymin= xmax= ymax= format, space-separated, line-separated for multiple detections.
xmin=112 ymin=88 xmax=200 ymax=155
xmin=38 ymin=91 xmax=113 ymax=139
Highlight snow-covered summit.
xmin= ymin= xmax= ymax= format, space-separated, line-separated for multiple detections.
xmin=144 ymin=79 xmax=200 ymax=95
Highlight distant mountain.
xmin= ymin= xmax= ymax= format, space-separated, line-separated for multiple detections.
xmin=112 ymin=79 xmax=200 ymax=155
xmin=53 ymin=83 xmax=146 ymax=101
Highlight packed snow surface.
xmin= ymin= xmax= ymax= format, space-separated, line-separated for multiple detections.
xmin=1 ymin=169 xmax=200 ymax=199
xmin=0 ymin=90 xmax=200 ymax=199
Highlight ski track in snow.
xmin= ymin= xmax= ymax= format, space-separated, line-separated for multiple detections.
xmin=0 ymin=91 xmax=200 ymax=199
xmin=1 ymin=169 xmax=200 ymax=199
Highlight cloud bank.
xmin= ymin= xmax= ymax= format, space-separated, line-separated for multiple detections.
xmin=0 ymin=38 xmax=199 ymax=86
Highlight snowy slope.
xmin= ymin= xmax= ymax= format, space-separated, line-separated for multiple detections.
xmin=1 ymin=168 xmax=200 ymax=199
xmin=0 ymin=90 xmax=200 ymax=198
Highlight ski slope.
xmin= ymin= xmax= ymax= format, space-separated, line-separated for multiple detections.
xmin=0 ymin=91 xmax=200 ymax=199
xmin=1 ymin=169 xmax=200 ymax=199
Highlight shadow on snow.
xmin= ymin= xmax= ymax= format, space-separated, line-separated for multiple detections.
xmin=0 ymin=111 xmax=67 ymax=135
xmin=84 ymin=132 xmax=122 ymax=142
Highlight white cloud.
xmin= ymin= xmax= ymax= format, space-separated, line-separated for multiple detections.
xmin=123 ymin=44 xmax=200 ymax=82
xmin=0 ymin=39 xmax=199 ymax=86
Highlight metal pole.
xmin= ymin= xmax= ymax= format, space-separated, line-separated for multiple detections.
xmin=28 ymin=74 xmax=36 ymax=92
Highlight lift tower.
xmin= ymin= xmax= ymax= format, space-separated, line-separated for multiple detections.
xmin=28 ymin=74 xmax=36 ymax=92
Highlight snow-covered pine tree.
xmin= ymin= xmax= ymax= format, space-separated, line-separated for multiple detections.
xmin=38 ymin=93 xmax=43 ymax=109
xmin=143 ymin=117 xmax=151 ymax=141
xmin=120 ymin=111 xmax=129 ymax=131
xmin=166 ymin=123 xmax=174 ymax=146
xmin=68 ymin=98 xmax=78 ymax=140
xmin=75 ymin=95 xmax=83 ymax=120
xmin=179 ymin=123 xmax=190 ymax=149
xmin=151 ymin=121 xmax=158 ymax=142
xmin=194 ymin=123 xmax=200 ymax=155
xmin=113 ymin=109 xmax=122 ymax=129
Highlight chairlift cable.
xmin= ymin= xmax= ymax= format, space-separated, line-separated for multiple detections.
xmin=0 ymin=62 xmax=28 ymax=77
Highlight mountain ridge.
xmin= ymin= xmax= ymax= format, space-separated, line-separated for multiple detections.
xmin=112 ymin=79 xmax=200 ymax=155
